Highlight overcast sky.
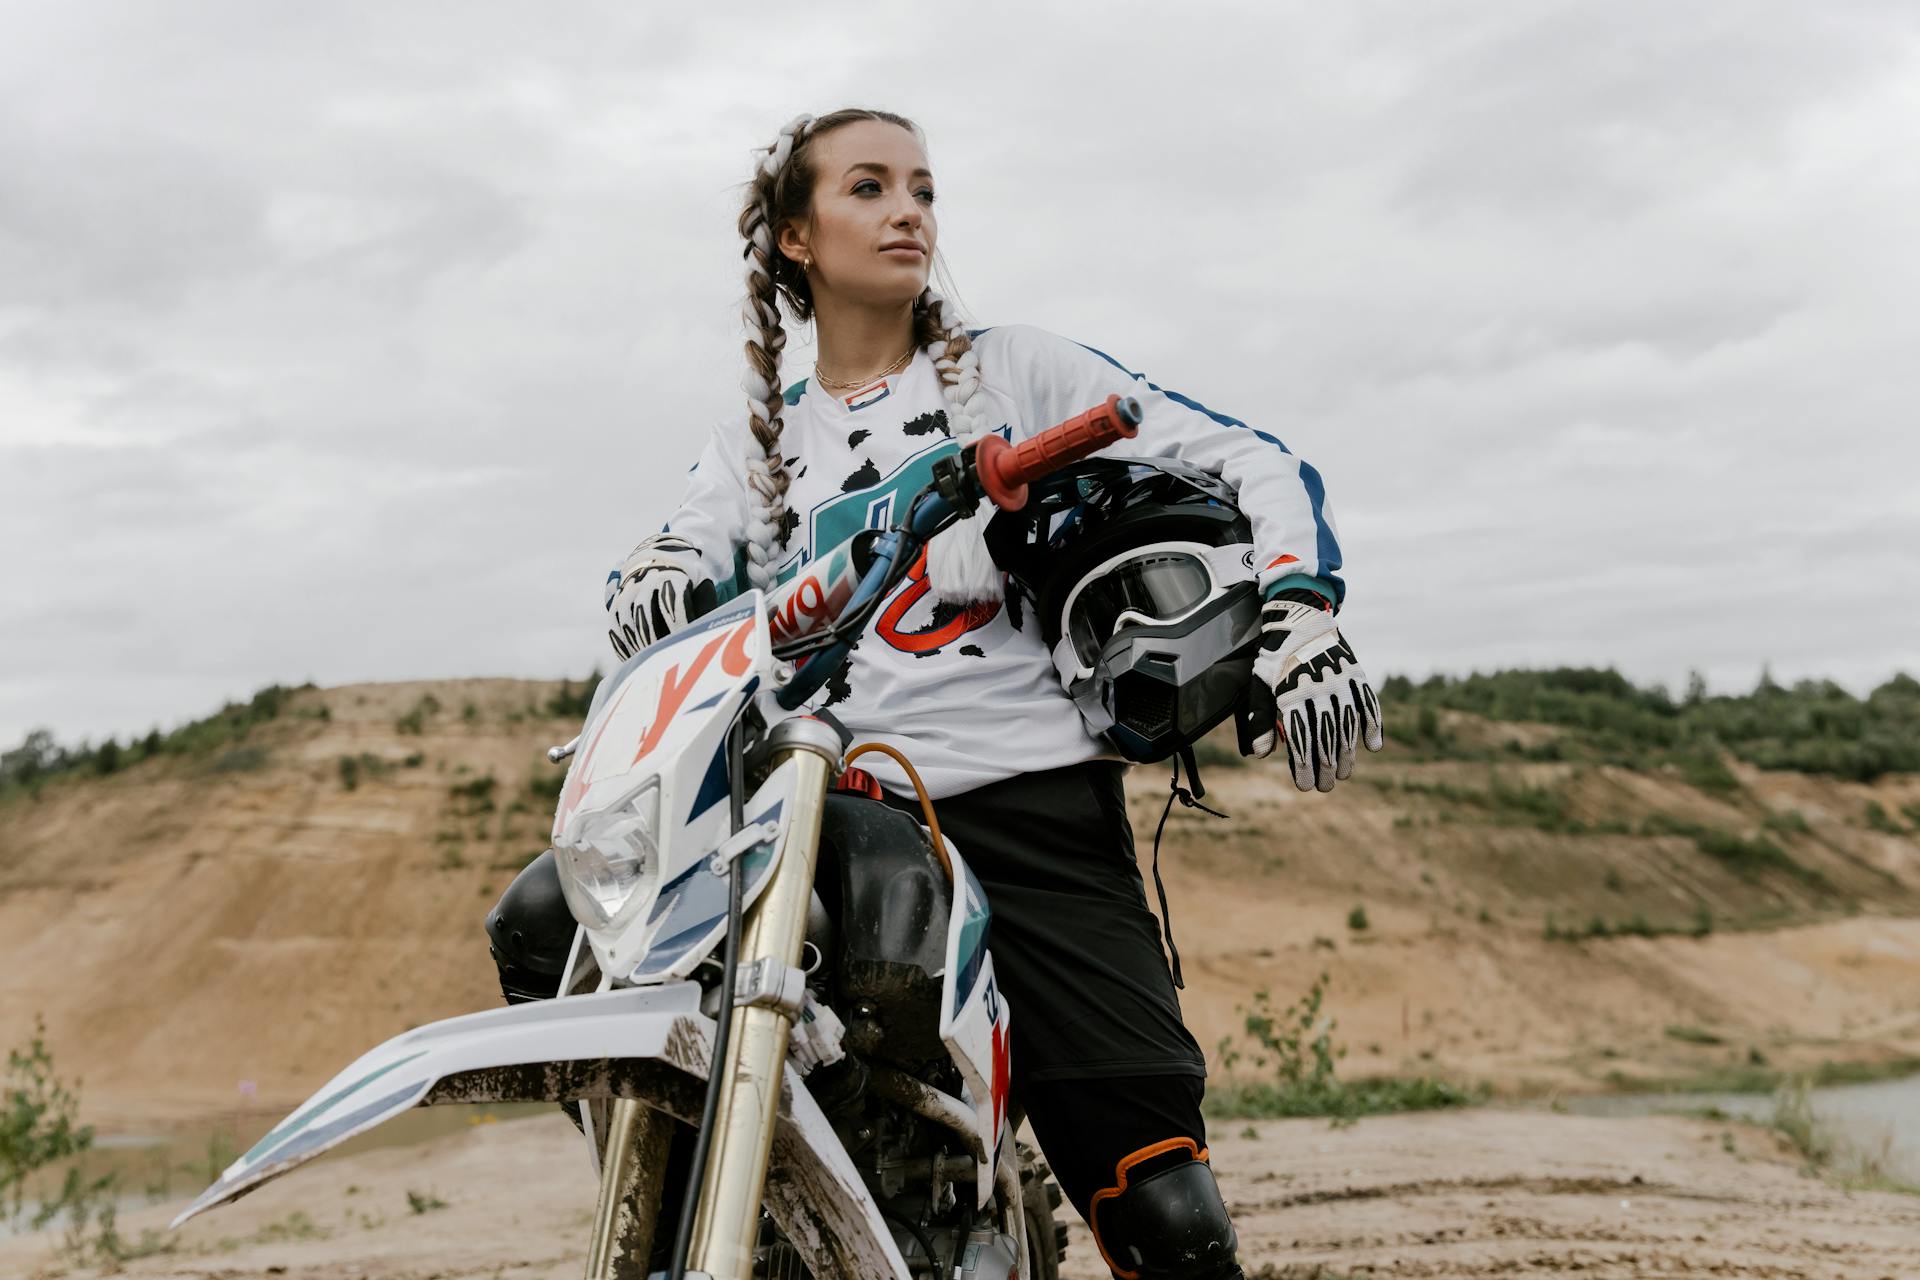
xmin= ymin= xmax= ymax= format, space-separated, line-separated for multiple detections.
xmin=3 ymin=1 xmax=1917 ymax=747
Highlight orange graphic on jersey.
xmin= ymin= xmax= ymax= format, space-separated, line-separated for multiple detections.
xmin=876 ymin=548 xmax=1000 ymax=653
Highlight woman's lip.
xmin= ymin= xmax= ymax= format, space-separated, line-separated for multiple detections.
xmin=880 ymin=245 xmax=925 ymax=257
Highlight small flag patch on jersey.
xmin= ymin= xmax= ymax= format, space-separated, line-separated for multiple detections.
xmin=844 ymin=380 xmax=892 ymax=412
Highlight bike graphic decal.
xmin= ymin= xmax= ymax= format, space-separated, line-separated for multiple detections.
xmin=247 ymin=1080 xmax=430 ymax=1180
xmin=990 ymin=1011 xmax=1011 ymax=1145
xmin=242 ymin=1050 xmax=428 ymax=1164
xmin=628 ymin=762 xmax=795 ymax=983
xmin=766 ymin=545 xmax=857 ymax=647
xmin=625 ymin=627 xmax=744 ymax=766
xmin=555 ymin=599 xmax=761 ymax=835
xmin=952 ymin=862 xmax=992 ymax=1005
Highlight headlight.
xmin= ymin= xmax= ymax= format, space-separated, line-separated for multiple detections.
xmin=553 ymin=777 xmax=662 ymax=930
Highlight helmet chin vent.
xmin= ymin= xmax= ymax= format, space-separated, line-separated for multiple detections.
xmin=1120 ymin=676 xmax=1177 ymax=739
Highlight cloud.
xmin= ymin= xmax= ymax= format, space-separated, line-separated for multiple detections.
xmin=3 ymin=1 xmax=1918 ymax=746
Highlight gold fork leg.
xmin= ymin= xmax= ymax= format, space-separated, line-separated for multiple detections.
xmin=686 ymin=746 xmax=833 ymax=1280
xmin=584 ymin=1098 xmax=674 ymax=1280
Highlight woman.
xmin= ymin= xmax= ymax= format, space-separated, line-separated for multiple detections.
xmin=601 ymin=108 xmax=1383 ymax=1280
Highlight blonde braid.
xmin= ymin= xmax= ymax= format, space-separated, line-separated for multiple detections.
xmin=738 ymin=113 xmax=815 ymax=591
xmin=918 ymin=288 xmax=1004 ymax=603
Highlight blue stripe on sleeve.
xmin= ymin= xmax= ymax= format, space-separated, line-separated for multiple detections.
xmin=1074 ymin=341 xmax=1344 ymax=585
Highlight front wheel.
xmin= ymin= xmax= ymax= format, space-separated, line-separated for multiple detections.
xmin=1021 ymin=1144 xmax=1069 ymax=1280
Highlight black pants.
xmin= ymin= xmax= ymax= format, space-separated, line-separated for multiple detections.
xmin=879 ymin=760 xmax=1212 ymax=1223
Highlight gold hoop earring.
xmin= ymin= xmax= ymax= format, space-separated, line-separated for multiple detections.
xmin=802 ymin=255 xmax=812 ymax=272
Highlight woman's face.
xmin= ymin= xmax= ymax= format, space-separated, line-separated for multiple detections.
xmin=780 ymin=120 xmax=937 ymax=311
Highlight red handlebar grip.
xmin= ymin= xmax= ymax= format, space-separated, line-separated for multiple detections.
xmin=976 ymin=394 xmax=1142 ymax=511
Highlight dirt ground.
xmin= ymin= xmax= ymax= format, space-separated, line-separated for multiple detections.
xmin=5 ymin=681 xmax=1919 ymax=1126
xmin=4 ymin=1106 xmax=1915 ymax=1279
xmin=6 ymin=680 xmax=1920 ymax=1276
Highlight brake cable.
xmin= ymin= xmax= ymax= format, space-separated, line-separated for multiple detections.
xmin=666 ymin=717 xmax=750 ymax=1280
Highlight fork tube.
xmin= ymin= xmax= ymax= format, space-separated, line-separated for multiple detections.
xmin=584 ymin=1098 xmax=673 ymax=1280
xmin=686 ymin=736 xmax=836 ymax=1279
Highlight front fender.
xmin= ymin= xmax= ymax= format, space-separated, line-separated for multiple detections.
xmin=172 ymin=984 xmax=911 ymax=1279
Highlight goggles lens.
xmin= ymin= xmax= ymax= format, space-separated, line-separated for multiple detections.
xmin=1067 ymin=551 xmax=1214 ymax=668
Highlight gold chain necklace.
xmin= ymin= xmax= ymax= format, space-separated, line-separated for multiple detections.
xmin=813 ymin=344 xmax=916 ymax=392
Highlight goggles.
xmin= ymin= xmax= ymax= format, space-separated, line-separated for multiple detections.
xmin=1050 ymin=540 xmax=1254 ymax=684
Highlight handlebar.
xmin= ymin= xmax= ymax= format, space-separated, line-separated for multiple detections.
xmin=973 ymin=393 xmax=1142 ymax=511
xmin=768 ymin=393 xmax=1145 ymax=706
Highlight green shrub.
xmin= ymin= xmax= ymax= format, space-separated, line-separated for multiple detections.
xmin=406 ymin=1188 xmax=448 ymax=1214
xmin=2 ymin=1018 xmax=150 ymax=1263
xmin=395 ymin=693 xmax=443 ymax=736
xmin=1770 ymin=1076 xmax=1830 ymax=1166
xmin=1545 ymin=907 xmax=1713 ymax=942
xmin=546 ymin=671 xmax=604 ymax=720
xmin=160 ymin=684 xmax=295 ymax=758
xmin=1764 ymin=809 xmax=1812 ymax=835
xmin=1863 ymin=802 xmax=1905 ymax=835
xmin=1639 ymin=814 xmax=1828 ymax=889
xmin=449 ymin=773 xmax=498 ymax=815
xmin=1346 ymin=904 xmax=1370 ymax=931
xmin=527 ymin=770 xmax=566 ymax=804
xmin=1678 ymin=749 xmax=1741 ymax=796
xmin=1207 ymin=975 xmax=1483 ymax=1120
xmin=1693 ymin=829 xmax=1824 ymax=886
xmin=338 ymin=756 xmax=361 ymax=791
xmin=1383 ymin=667 xmax=1920 ymax=782
xmin=208 ymin=745 xmax=269 ymax=774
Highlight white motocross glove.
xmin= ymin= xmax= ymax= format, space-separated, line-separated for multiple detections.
xmin=1242 ymin=592 xmax=1384 ymax=792
xmin=787 ymin=993 xmax=847 ymax=1076
xmin=604 ymin=535 xmax=700 ymax=661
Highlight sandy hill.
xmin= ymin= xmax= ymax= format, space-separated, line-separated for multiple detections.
xmin=3 ymin=679 xmax=1918 ymax=1130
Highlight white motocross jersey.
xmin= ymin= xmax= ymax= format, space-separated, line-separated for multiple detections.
xmin=631 ymin=324 xmax=1345 ymax=799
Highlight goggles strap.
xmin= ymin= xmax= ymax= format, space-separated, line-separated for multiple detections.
xmin=1149 ymin=747 xmax=1229 ymax=991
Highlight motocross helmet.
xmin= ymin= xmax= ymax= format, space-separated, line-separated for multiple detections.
xmin=985 ymin=457 xmax=1262 ymax=762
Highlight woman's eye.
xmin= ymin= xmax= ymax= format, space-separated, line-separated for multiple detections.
xmin=915 ymin=188 xmax=937 ymax=204
xmin=852 ymin=179 xmax=881 ymax=195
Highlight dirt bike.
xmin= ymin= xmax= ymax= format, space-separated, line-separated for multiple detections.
xmin=170 ymin=396 xmax=1146 ymax=1278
